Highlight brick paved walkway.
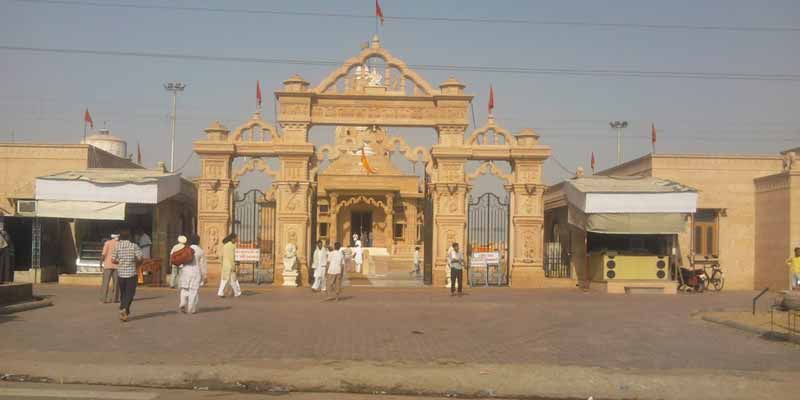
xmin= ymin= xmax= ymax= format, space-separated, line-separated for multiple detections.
xmin=1 ymin=284 xmax=796 ymax=372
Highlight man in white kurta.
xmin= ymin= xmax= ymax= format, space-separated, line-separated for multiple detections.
xmin=169 ymin=238 xmax=185 ymax=289
xmin=354 ymin=240 xmax=364 ymax=273
xmin=326 ymin=242 xmax=345 ymax=301
xmin=311 ymin=240 xmax=328 ymax=292
xmin=179 ymin=238 xmax=207 ymax=314
xmin=137 ymin=230 xmax=152 ymax=259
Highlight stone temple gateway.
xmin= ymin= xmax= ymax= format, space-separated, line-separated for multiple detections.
xmin=194 ymin=36 xmax=551 ymax=288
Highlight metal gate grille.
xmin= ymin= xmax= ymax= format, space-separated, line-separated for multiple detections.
xmin=467 ymin=192 xmax=510 ymax=286
xmin=233 ymin=189 xmax=276 ymax=284
xmin=544 ymin=242 xmax=571 ymax=278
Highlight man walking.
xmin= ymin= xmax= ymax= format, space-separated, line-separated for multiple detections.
xmin=326 ymin=242 xmax=345 ymax=301
xmin=99 ymin=233 xmax=120 ymax=303
xmin=787 ymin=247 xmax=800 ymax=290
xmin=311 ymin=240 xmax=328 ymax=292
xmin=112 ymin=228 xmax=143 ymax=322
xmin=448 ymin=242 xmax=465 ymax=296
xmin=411 ymin=246 xmax=421 ymax=278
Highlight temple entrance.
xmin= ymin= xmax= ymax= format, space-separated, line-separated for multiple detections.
xmin=232 ymin=189 xmax=276 ymax=284
xmin=194 ymin=35 xmax=550 ymax=288
xmin=351 ymin=211 xmax=372 ymax=246
xmin=467 ymin=192 xmax=510 ymax=286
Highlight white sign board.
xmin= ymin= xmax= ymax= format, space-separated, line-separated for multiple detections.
xmin=470 ymin=252 xmax=500 ymax=267
xmin=235 ymin=248 xmax=261 ymax=263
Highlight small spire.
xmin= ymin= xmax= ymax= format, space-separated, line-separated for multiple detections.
xmin=371 ymin=34 xmax=381 ymax=49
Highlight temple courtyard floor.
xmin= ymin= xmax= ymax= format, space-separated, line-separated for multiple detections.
xmin=0 ymin=284 xmax=798 ymax=400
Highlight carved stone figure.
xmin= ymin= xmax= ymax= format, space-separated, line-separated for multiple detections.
xmin=205 ymin=191 xmax=219 ymax=211
xmin=283 ymin=230 xmax=298 ymax=272
xmin=206 ymin=226 xmax=220 ymax=257
xmin=522 ymin=231 xmax=535 ymax=260
xmin=448 ymin=195 xmax=458 ymax=213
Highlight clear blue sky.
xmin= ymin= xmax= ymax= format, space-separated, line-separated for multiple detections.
xmin=1 ymin=0 xmax=798 ymax=186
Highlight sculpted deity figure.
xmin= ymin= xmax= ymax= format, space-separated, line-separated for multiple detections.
xmin=283 ymin=230 xmax=298 ymax=272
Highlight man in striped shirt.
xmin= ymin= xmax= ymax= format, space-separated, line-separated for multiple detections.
xmin=112 ymin=228 xmax=143 ymax=322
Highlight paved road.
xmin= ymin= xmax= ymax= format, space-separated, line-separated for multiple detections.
xmin=2 ymin=285 xmax=798 ymax=400
xmin=1 ymin=284 xmax=795 ymax=371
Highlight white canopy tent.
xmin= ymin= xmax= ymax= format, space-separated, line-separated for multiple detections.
xmin=563 ymin=176 xmax=698 ymax=234
xmin=34 ymin=169 xmax=183 ymax=220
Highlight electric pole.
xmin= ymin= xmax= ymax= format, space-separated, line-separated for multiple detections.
xmin=609 ymin=120 xmax=628 ymax=165
xmin=163 ymin=82 xmax=186 ymax=172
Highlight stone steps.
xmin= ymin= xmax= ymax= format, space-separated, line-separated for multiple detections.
xmin=345 ymin=250 xmax=425 ymax=287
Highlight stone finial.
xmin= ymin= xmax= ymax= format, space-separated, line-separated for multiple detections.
xmin=157 ymin=161 xmax=167 ymax=173
xmin=516 ymin=128 xmax=540 ymax=146
xmin=439 ymin=76 xmax=466 ymax=95
xmin=783 ymin=151 xmax=797 ymax=171
xmin=371 ymin=34 xmax=381 ymax=49
xmin=283 ymin=74 xmax=309 ymax=92
xmin=204 ymin=120 xmax=229 ymax=141
xmin=576 ymin=166 xmax=585 ymax=178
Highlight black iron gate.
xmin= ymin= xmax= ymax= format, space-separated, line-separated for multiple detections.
xmin=232 ymin=189 xmax=276 ymax=284
xmin=423 ymin=172 xmax=433 ymax=285
xmin=308 ymin=188 xmax=318 ymax=286
xmin=467 ymin=192 xmax=510 ymax=286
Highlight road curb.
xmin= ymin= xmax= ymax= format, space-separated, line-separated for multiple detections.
xmin=1 ymin=357 xmax=797 ymax=400
xmin=0 ymin=297 xmax=53 ymax=315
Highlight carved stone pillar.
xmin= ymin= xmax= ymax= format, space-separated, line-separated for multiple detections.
xmin=431 ymin=124 xmax=469 ymax=286
xmin=385 ymin=194 xmax=394 ymax=254
xmin=508 ymin=129 xmax=551 ymax=287
xmin=194 ymin=121 xmax=235 ymax=284
xmin=329 ymin=193 xmax=338 ymax=245
xmin=274 ymin=133 xmax=314 ymax=287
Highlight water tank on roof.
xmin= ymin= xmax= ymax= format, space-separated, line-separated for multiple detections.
xmin=83 ymin=128 xmax=127 ymax=159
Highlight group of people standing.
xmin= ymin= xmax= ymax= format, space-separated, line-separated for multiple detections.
xmin=310 ymin=240 xmax=347 ymax=301
xmin=309 ymin=234 xmax=367 ymax=301
xmin=310 ymin=235 xmax=466 ymax=298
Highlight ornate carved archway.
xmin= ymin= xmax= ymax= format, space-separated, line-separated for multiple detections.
xmin=194 ymin=35 xmax=550 ymax=288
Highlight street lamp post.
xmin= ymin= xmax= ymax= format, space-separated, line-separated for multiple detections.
xmin=609 ymin=120 xmax=628 ymax=165
xmin=163 ymin=82 xmax=186 ymax=172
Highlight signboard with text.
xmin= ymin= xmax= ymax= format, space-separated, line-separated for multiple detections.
xmin=470 ymin=252 xmax=500 ymax=268
xmin=235 ymin=248 xmax=261 ymax=263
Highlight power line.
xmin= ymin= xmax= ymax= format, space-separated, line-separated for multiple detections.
xmin=2 ymin=45 xmax=800 ymax=82
xmin=10 ymin=0 xmax=800 ymax=33
xmin=173 ymin=151 xmax=195 ymax=173
xmin=549 ymin=157 xmax=576 ymax=177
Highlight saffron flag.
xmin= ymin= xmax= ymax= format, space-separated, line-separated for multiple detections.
xmin=591 ymin=152 xmax=596 ymax=173
xmin=361 ymin=145 xmax=377 ymax=174
xmin=375 ymin=0 xmax=384 ymax=25
xmin=488 ymin=85 xmax=495 ymax=114
xmin=651 ymin=123 xmax=657 ymax=145
xmin=256 ymin=80 xmax=262 ymax=108
xmin=84 ymin=109 xmax=93 ymax=129
xmin=137 ymin=142 xmax=142 ymax=164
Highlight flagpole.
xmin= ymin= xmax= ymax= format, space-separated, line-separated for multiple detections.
xmin=651 ymin=123 xmax=656 ymax=155
xmin=83 ymin=121 xmax=87 ymax=143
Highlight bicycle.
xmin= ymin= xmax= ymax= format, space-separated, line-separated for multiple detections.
xmin=696 ymin=255 xmax=725 ymax=292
